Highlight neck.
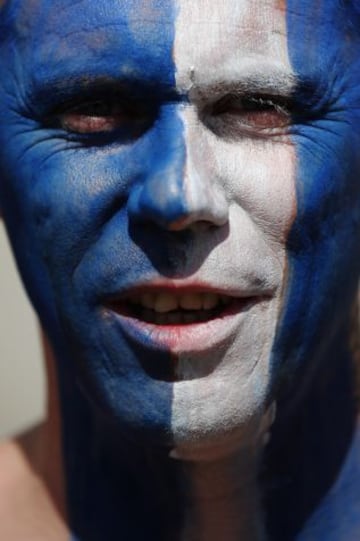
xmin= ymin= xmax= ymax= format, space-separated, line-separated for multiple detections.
xmin=51 ymin=347 xmax=270 ymax=541
xmin=177 ymin=448 xmax=266 ymax=541
xmin=263 ymin=321 xmax=359 ymax=540
xmin=58 ymin=396 xmax=268 ymax=541
xmin=43 ymin=320 xmax=359 ymax=541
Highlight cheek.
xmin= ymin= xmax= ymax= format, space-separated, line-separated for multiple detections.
xmin=271 ymin=133 xmax=360 ymax=381
xmin=177 ymin=109 xmax=297 ymax=243
xmin=218 ymin=140 xmax=297 ymax=242
xmin=27 ymin=145 xmax=140 ymax=269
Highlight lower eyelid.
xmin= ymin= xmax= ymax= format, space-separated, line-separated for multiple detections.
xmin=202 ymin=113 xmax=291 ymax=140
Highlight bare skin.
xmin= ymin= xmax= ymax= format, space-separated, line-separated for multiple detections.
xmin=0 ymin=334 xmax=68 ymax=540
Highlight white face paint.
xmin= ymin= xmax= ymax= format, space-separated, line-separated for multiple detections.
xmin=170 ymin=0 xmax=296 ymax=459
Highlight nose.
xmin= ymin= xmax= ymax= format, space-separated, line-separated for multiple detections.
xmin=127 ymin=106 xmax=229 ymax=231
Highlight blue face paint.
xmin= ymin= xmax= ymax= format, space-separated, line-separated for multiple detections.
xmin=266 ymin=3 xmax=360 ymax=538
xmin=0 ymin=1 xmax=189 ymax=538
xmin=272 ymin=0 xmax=360 ymax=386
xmin=0 ymin=0 xmax=184 ymax=423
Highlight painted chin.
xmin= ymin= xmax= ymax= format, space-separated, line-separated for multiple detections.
xmin=103 ymin=290 xmax=271 ymax=356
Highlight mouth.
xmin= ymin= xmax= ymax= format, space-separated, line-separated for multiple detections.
xmin=104 ymin=285 xmax=272 ymax=379
xmin=108 ymin=290 xmax=256 ymax=326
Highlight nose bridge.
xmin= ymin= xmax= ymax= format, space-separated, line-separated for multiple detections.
xmin=178 ymin=106 xmax=229 ymax=230
xmin=127 ymin=104 xmax=229 ymax=230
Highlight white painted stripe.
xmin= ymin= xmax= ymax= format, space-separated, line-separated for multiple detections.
xmin=171 ymin=1 xmax=296 ymax=538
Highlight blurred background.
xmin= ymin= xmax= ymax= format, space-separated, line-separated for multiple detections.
xmin=0 ymin=221 xmax=45 ymax=439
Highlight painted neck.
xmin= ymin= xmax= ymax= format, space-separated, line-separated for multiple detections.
xmin=263 ymin=321 xmax=359 ymax=540
xmin=59 ymin=401 xmax=269 ymax=540
xmin=52 ymin=345 xmax=270 ymax=541
xmin=46 ymin=318 xmax=359 ymax=541
xmin=176 ymin=447 xmax=266 ymax=541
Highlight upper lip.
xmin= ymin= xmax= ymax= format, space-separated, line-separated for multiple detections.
xmin=105 ymin=280 xmax=271 ymax=300
xmin=104 ymin=278 xmax=273 ymax=304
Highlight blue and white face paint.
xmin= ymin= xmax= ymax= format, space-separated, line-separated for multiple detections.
xmin=0 ymin=0 xmax=359 ymax=470
xmin=273 ymin=0 xmax=360 ymax=396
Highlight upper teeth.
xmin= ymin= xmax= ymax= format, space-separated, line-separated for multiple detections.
xmin=127 ymin=292 xmax=231 ymax=313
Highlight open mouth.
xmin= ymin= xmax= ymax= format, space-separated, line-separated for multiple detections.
xmin=105 ymin=288 xmax=265 ymax=380
xmin=108 ymin=290 xmax=255 ymax=325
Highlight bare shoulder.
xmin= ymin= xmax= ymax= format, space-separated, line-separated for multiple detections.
xmin=0 ymin=428 xmax=69 ymax=541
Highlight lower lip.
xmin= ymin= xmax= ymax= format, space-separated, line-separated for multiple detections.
xmin=105 ymin=297 xmax=264 ymax=353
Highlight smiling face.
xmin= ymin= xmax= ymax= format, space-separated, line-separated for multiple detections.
xmin=0 ymin=0 xmax=360 ymax=457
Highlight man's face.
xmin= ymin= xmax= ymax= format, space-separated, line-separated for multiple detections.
xmin=0 ymin=0 xmax=360 ymax=456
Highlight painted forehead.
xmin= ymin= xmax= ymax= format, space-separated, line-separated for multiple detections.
xmin=1 ymin=1 xmax=357 ymax=29
xmin=2 ymin=1 xmax=358 ymax=70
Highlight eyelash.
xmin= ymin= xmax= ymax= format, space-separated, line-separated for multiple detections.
xmin=204 ymin=94 xmax=293 ymax=138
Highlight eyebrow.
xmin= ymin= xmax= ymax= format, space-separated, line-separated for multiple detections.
xmin=188 ymin=68 xmax=298 ymax=103
xmin=27 ymin=74 xmax=178 ymax=115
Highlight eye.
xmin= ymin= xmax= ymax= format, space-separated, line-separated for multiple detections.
xmin=56 ymin=96 xmax=155 ymax=137
xmin=206 ymin=93 xmax=292 ymax=138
